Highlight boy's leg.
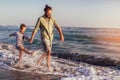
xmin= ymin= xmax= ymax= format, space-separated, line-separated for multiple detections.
xmin=24 ymin=48 xmax=33 ymax=55
xmin=19 ymin=46 xmax=33 ymax=55
xmin=15 ymin=50 xmax=23 ymax=68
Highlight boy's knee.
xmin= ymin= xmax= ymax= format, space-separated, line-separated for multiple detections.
xmin=19 ymin=46 xmax=25 ymax=51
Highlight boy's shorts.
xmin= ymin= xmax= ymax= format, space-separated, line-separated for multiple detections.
xmin=16 ymin=46 xmax=20 ymax=50
xmin=16 ymin=45 xmax=24 ymax=50
xmin=41 ymin=39 xmax=52 ymax=53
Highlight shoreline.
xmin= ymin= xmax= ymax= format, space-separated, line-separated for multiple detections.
xmin=1 ymin=42 xmax=120 ymax=67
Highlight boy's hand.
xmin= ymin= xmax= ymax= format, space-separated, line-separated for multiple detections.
xmin=60 ymin=35 xmax=64 ymax=42
xmin=29 ymin=38 xmax=33 ymax=43
xmin=9 ymin=34 xmax=12 ymax=37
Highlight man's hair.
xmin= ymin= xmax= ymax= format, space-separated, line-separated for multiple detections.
xmin=44 ymin=4 xmax=52 ymax=12
xmin=20 ymin=24 xmax=26 ymax=29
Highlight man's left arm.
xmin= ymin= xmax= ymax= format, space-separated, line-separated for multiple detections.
xmin=54 ymin=20 xmax=64 ymax=42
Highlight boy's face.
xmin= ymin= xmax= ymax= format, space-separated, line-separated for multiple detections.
xmin=21 ymin=27 xmax=26 ymax=34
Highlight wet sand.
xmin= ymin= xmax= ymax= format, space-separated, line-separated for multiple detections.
xmin=0 ymin=67 xmax=63 ymax=80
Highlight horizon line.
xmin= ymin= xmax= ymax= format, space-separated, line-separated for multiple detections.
xmin=0 ymin=25 xmax=120 ymax=29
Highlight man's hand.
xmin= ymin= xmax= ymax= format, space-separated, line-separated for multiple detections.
xmin=60 ymin=35 xmax=64 ymax=42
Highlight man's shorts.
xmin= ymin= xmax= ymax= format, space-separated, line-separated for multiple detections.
xmin=41 ymin=39 xmax=52 ymax=53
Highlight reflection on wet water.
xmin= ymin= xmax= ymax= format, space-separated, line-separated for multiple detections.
xmin=97 ymin=36 xmax=120 ymax=43
xmin=93 ymin=28 xmax=120 ymax=43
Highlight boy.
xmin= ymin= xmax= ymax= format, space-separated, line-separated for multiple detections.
xmin=10 ymin=24 xmax=33 ymax=68
xmin=29 ymin=5 xmax=64 ymax=71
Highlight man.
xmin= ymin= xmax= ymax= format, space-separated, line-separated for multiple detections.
xmin=29 ymin=5 xmax=64 ymax=71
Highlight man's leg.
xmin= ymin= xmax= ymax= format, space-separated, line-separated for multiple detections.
xmin=46 ymin=50 xmax=51 ymax=71
xmin=41 ymin=39 xmax=52 ymax=71
xmin=37 ymin=53 xmax=47 ymax=65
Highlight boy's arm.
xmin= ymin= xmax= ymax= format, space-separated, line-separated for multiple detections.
xmin=29 ymin=18 xmax=41 ymax=43
xmin=9 ymin=32 xmax=16 ymax=37
xmin=54 ymin=20 xmax=64 ymax=42
xmin=23 ymin=35 xmax=29 ymax=41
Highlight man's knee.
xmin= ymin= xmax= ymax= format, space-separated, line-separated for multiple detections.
xmin=47 ymin=50 xmax=51 ymax=55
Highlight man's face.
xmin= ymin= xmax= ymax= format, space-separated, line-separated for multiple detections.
xmin=45 ymin=10 xmax=52 ymax=18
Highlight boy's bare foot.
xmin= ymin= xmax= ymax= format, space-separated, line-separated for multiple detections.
xmin=14 ymin=62 xmax=23 ymax=69
xmin=30 ymin=51 xmax=35 ymax=56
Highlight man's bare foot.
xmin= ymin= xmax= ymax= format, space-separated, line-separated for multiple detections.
xmin=37 ymin=59 xmax=41 ymax=65
xmin=48 ymin=67 xmax=53 ymax=72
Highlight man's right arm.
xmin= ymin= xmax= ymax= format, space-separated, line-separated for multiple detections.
xmin=29 ymin=31 xmax=37 ymax=43
xmin=29 ymin=18 xmax=41 ymax=43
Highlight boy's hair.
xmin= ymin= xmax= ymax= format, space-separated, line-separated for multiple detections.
xmin=20 ymin=24 xmax=26 ymax=29
xmin=44 ymin=4 xmax=52 ymax=12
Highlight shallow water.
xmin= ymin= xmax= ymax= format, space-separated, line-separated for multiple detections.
xmin=0 ymin=44 xmax=120 ymax=80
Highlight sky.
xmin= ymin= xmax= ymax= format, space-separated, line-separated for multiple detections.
xmin=0 ymin=0 xmax=120 ymax=28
